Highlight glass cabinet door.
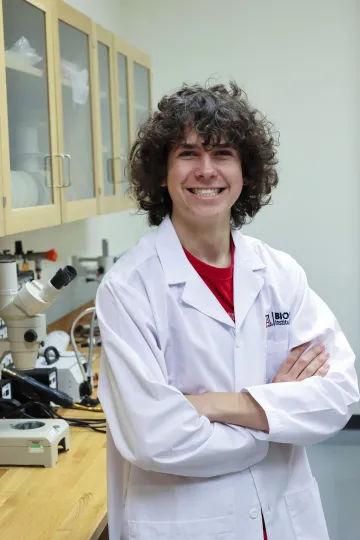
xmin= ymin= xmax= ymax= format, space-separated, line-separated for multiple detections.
xmin=98 ymin=40 xmax=114 ymax=197
xmin=113 ymin=38 xmax=151 ymax=209
xmin=133 ymin=62 xmax=151 ymax=133
xmin=58 ymin=21 xmax=94 ymax=202
xmin=54 ymin=1 xmax=98 ymax=222
xmin=116 ymin=52 xmax=130 ymax=193
xmin=95 ymin=24 xmax=123 ymax=215
xmin=0 ymin=0 xmax=61 ymax=233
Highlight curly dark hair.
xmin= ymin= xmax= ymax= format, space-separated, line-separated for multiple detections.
xmin=129 ymin=81 xmax=279 ymax=228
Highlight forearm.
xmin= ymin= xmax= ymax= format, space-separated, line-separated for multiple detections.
xmin=187 ymin=392 xmax=269 ymax=432
xmin=244 ymin=375 xmax=357 ymax=445
xmin=102 ymin=379 xmax=269 ymax=476
xmin=99 ymin=346 xmax=269 ymax=477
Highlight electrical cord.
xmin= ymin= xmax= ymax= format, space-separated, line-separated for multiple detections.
xmin=0 ymin=400 xmax=107 ymax=434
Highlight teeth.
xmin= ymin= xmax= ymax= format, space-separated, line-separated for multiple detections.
xmin=190 ymin=188 xmax=222 ymax=197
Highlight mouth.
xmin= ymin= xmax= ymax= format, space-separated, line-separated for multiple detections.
xmin=186 ymin=188 xmax=226 ymax=197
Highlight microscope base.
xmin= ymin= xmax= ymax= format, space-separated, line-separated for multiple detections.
xmin=0 ymin=418 xmax=70 ymax=467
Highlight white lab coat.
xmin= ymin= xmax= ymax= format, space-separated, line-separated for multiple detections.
xmin=96 ymin=216 xmax=359 ymax=540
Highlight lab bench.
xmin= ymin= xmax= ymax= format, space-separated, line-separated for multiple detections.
xmin=0 ymin=304 xmax=108 ymax=540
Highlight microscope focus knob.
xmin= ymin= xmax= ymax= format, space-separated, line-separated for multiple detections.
xmin=24 ymin=329 xmax=38 ymax=343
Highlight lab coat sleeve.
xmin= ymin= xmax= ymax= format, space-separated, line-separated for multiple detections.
xmin=96 ymin=278 xmax=269 ymax=477
xmin=244 ymin=260 xmax=360 ymax=445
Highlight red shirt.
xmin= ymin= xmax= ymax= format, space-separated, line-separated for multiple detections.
xmin=183 ymin=240 xmax=236 ymax=322
xmin=183 ymin=240 xmax=268 ymax=540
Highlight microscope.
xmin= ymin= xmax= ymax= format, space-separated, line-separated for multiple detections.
xmin=2 ymin=240 xmax=58 ymax=280
xmin=0 ymin=257 xmax=77 ymax=467
xmin=72 ymin=239 xmax=117 ymax=283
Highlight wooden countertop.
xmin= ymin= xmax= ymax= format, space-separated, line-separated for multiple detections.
xmin=0 ymin=303 xmax=108 ymax=540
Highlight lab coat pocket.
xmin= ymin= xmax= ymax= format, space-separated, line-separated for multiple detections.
xmin=266 ymin=339 xmax=288 ymax=383
xmin=128 ymin=515 xmax=234 ymax=539
xmin=285 ymin=479 xmax=329 ymax=540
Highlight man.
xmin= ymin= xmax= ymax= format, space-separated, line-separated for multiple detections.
xmin=96 ymin=82 xmax=359 ymax=540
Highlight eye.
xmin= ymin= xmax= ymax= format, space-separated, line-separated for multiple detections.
xmin=214 ymin=149 xmax=234 ymax=157
xmin=178 ymin=150 xmax=196 ymax=157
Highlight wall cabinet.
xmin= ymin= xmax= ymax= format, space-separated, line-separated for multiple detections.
xmin=112 ymin=36 xmax=151 ymax=211
xmin=0 ymin=0 xmax=151 ymax=236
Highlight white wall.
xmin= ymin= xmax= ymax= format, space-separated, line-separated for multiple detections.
xmin=118 ymin=0 xmax=360 ymax=387
xmin=64 ymin=0 xmax=127 ymax=37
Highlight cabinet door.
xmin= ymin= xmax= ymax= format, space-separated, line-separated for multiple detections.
xmin=94 ymin=24 xmax=120 ymax=215
xmin=0 ymin=0 xmax=61 ymax=235
xmin=53 ymin=0 xmax=100 ymax=223
xmin=113 ymin=38 xmax=151 ymax=211
xmin=132 ymin=49 xmax=151 ymax=136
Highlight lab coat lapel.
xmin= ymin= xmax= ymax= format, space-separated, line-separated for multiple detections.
xmin=155 ymin=217 xmax=234 ymax=327
xmin=232 ymin=231 xmax=266 ymax=333
xmin=181 ymin=273 xmax=234 ymax=326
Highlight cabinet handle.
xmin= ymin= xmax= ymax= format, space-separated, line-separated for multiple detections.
xmin=44 ymin=154 xmax=52 ymax=187
xmin=106 ymin=156 xmax=115 ymax=185
xmin=48 ymin=154 xmax=71 ymax=188
xmin=62 ymin=154 xmax=72 ymax=188
xmin=113 ymin=156 xmax=126 ymax=184
xmin=44 ymin=154 xmax=64 ymax=188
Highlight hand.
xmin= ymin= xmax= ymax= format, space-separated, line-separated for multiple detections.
xmin=273 ymin=342 xmax=330 ymax=383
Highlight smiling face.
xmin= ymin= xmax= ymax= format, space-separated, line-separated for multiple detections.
xmin=165 ymin=128 xmax=243 ymax=229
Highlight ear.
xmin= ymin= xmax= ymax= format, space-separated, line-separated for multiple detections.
xmin=160 ymin=179 xmax=167 ymax=187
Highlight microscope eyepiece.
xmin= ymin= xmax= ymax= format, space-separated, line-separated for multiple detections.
xmin=50 ymin=266 xmax=77 ymax=290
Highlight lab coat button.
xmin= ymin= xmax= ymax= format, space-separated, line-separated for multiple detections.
xmin=249 ymin=508 xmax=259 ymax=519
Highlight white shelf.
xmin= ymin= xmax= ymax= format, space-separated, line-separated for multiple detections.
xmin=5 ymin=57 xmax=75 ymax=91
xmin=5 ymin=54 xmax=44 ymax=77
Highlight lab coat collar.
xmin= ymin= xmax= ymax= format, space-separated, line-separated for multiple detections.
xmin=232 ymin=229 xmax=266 ymax=332
xmin=155 ymin=216 xmax=266 ymax=330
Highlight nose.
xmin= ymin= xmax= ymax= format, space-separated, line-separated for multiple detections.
xmin=194 ymin=153 xmax=217 ymax=181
